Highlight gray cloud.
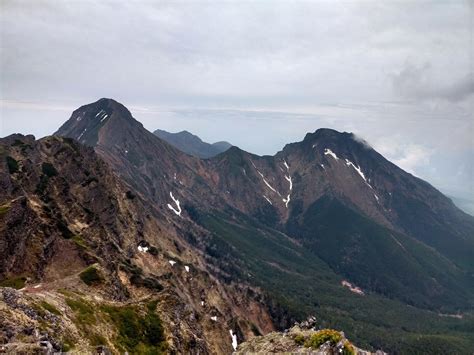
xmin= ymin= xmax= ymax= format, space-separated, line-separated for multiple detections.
xmin=1 ymin=0 xmax=473 ymax=212
xmin=392 ymin=62 xmax=474 ymax=102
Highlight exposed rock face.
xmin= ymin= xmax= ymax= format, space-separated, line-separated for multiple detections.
xmin=154 ymin=129 xmax=232 ymax=159
xmin=0 ymin=134 xmax=274 ymax=353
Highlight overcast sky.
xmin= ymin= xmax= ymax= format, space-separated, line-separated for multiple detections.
xmin=1 ymin=0 xmax=473 ymax=213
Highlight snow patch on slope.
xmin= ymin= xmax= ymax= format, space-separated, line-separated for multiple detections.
xmin=251 ymin=161 xmax=280 ymax=195
xmin=77 ymin=128 xmax=87 ymax=140
xmin=263 ymin=195 xmax=273 ymax=205
xmin=138 ymin=245 xmax=148 ymax=253
xmin=285 ymin=175 xmax=293 ymax=191
xmin=167 ymin=191 xmax=182 ymax=216
xmin=344 ymin=159 xmax=373 ymax=189
xmin=324 ymin=148 xmax=339 ymax=160
xmin=229 ymin=330 xmax=238 ymax=351
xmin=282 ymin=175 xmax=292 ymax=208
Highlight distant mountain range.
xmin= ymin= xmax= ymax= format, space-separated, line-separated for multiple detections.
xmin=153 ymin=129 xmax=232 ymax=158
xmin=1 ymin=98 xmax=474 ymax=354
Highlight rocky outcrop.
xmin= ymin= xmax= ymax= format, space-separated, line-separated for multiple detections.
xmin=235 ymin=317 xmax=385 ymax=355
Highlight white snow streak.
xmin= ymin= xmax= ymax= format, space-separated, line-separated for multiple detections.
xmin=184 ymin=265 xmax=190 ymax=272
xmin=251 ymin=161 xmax=279 ymax=195
xmin=167 ymin=191 xmax=182 ymax=216
xmin=95 ymin=110 xmax=104 ymax=118
xmin=229 ymin=330 xmax=238 ymax=351
xmin=77 ymin=128 xmax=87 ymax=140
xmin=100 ymin=114 xmax=108 ymax=122
xmin=282 ymin=174 xmax=292 ymax=208
xmin=201 ymin=301 xmax=205 ymax=306
xmin=285 ymin=175 xmax=293 ymax=191
xmin=263 ymin=195 xmax=273 ymax=205
xmin=374 ymin=194 xmax=380 ymax=202
xmin=320 ymin=164 xmax=325 ymax=170
xmin=211 ymin=316 xmax=217 ymax=322
xmin=283 ymin=160 xmax=289 ymax=170
xmin=324 ymin=148 xmax=339 ymax=160
xmin=169 ymin=260 xmax=176 ymax=266
xmin=344 ymin=159 xmax=373 ymax=189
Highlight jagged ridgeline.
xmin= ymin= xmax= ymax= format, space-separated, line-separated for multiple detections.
xmin=1 ymin=98 xmax=473 ymax=354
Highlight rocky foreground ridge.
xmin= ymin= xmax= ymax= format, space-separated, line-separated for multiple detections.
xmin=236 ymin=317 xmax=385 ymax=355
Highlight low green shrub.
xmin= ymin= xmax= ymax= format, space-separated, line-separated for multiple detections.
xmin=41 ymin=162 xmax=58 ymax=177
xmin=65 ymin=297 xmax=96 ymax=325
xmin=79 ymin=266 xmax=103 ymax=286
xmin=293 ymin=333 xmax=305 ymax=345
xmin=304 ymin=329 xmax=343 ymax=349
xmin=0 ymin=276 xmax=26 ymax=289
xmin=0 ymin=204 xmax=10 ymax=217
xmin=101 ymin=301 xmax=166 ymax=353
xmin=6 ymin=156 xmax=19 ymax=174
xmin=40 ymin=301 xmax=61 ymax=315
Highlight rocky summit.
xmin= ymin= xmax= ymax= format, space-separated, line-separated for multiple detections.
xmin=1 ymin=98 xmax=474 ymax=354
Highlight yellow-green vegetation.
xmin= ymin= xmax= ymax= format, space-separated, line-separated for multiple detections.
xmin=40 ymin=301 xmax=61 ymax=315
xmin=101 ymin=300 xmax=167 ymax=354
xmin=65 ymin=297 xmax=107 ymax=347
xmin=304 ymin=329 xmax=343 ymax=349
xmin=65 ymin=297 xmax=96 ymax=324
xmin=293 ymin=330 xmax=355 ymax=354
xmin=60 ymin=336 xmax=75 ymax=352
xmin=293 ymin=333 xmax=305 ymax=345
xmin=342 ymin=340 xmax=356 ymax=355
xmin=0 ymin=203 xmax=10 ymax=217
xmin=72 ymin=235 xmax=87 ymax=249
xmin=0 ymin=276 xmax=26 ymax=289
xmin=57 ymin=288 xmax=76 ymax=297
xmin=79 ymin=266 xmax=103 ymax=286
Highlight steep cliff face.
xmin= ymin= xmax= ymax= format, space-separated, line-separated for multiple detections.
xmin=0 ymin=134 xmax=275 ymax=354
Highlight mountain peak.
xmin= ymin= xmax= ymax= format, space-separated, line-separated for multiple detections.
xmin=55 ymin=98 xmax=142 ymax=147
xmin=153 ymin=128 xmax=232 ymax=158
xmin=303 ymin=128 xmax=353 ymax=142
